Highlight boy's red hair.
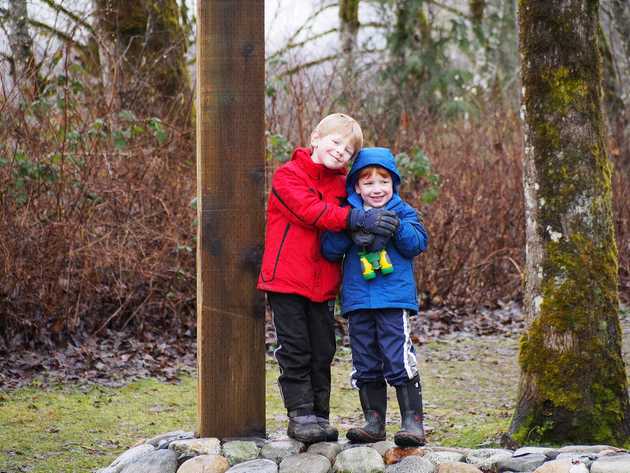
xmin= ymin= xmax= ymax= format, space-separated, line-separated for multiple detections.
xmin=357 ymin=166 xmax=391 ymax=181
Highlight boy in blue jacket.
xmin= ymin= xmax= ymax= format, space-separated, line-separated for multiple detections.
xmin=321 ymin=147 xmax=429 ymax=447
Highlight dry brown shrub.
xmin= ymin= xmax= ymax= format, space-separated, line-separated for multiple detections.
xmin=0 ymin=72 xmax=196 ymax=350
xmin=407 ymin=113 xmax=526 ymax=308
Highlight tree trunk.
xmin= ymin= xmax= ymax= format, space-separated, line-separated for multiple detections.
xmin=339 ymin=0 xmax=359 ymax=102
xmin=5 ymin=0 xmax=40 ymax=98
xmin=469 ymin=0 xmax=485 ymax=29
xmin=597 ymin=24 xmax=627 ymax=169
xmin=94 ymin=0 xmax=191 ymax=122
xmin=510 ymin=0 xmax=630 ymax=445
xmin=339 ymin=0 xmax=359 ymax=55
xmin=605 ymin=0 xmax=630 ymax=168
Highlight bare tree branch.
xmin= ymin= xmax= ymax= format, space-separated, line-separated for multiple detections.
xmin=27 ymin=17 xmax=91 ymax=58
xmin=38 ymin=0 xmax=95 ymax=35
xmin=278 ymin=47 xmax=383 ymax=77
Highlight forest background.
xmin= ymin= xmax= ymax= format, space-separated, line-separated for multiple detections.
xmin=0 ymin=0 xmax=629 ymax=356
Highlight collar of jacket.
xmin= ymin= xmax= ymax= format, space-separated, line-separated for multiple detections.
xmin=291 ymin=147 xmax=347 ymax=180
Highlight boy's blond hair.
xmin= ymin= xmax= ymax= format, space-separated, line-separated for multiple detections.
xmin=312 ymin=113 xmax=363 ymax=156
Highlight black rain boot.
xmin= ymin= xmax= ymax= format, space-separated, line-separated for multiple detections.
xmin=287 ymin=408 xmax=327 ymax=444
xmin=394 ymin=376 xmax=426 ymax=447
xmin=346 ymin=381 xmax=387 ymax=443
xmin=315 ymin=413 xmax=339 ymax=442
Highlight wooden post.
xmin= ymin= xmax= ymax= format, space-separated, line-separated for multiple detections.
xmin=196 ymin=0 xmax=266 ymax=438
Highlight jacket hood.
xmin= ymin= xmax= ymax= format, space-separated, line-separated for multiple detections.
xmin=347 ymin=147 xmax=401 ymax=208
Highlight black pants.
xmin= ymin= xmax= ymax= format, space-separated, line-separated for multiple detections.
xmin=268 ymin=292 xmax=336 ymax=416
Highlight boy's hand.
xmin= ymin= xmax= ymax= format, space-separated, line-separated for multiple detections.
xmin=368 ymin=234 xmax=390 ymax=252
xmin=350 ymin=230 xmax=375 ymax=248
xmin=348 ymin=208 xmax=399 ymax=236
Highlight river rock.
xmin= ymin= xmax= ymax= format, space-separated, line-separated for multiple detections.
xmin=146 ymin=431 xmax=195 ymax=449
xmin=307 ymin=442 xmax=344 ymax=463
xmin=532 ymin=459 xmax=573 ymax=473
xmin=554 ymin=452 xmax=595 ymax=468
xmin=100 ymin=444 xmax=156 ymax=473
xmin=119 ymin=449 xmax=178 ymax=473
xmin=557 ymin=445 xmax=614 ymax=455
xmin=590 ymin=454 xmax=630 ymax=473
xmin=371 ymin=441 xmax=397 ymax=457
xmin=177 ymin=454 xmax=230 ymax=473
xmin=465 ymin=449 xmax=513 ymax=470
xmin=225 ymin=458 xmax=278 ymax=473
xmin=170 ymin=438 xmax=221 ymax=457
xmin=436 ymin=463 xmax=482 ymax=473
xmin=384 ymin=455 xmax=435 ymax=473
xmin=514 ymin=447 xmax=558 ymax=458
xmin=279 ymin=453 xmax=332 ymax=473
xmin=222 ymin=440 xmax=260 ymax=465
xmin=496 ymin=452 xmax=547 ymax=471
xmin=261 ymin=439 xmax=305 ymax=464
xmin=383 ymin=447 xmax=424 ymax=464
xmin=222 ymin=437 xmax=267 ymax=448
xmin=425 ymin=451 xmax=466 ymax=465
xmin=334 ymin=446 xmax=385 ymax=473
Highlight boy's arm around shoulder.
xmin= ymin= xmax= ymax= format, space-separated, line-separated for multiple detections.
xmin=392 ymin=202 xmax=428 ymax=258
xmin=271 ymin=164 xmax=349 ymax=232
xmin=321 ymin=230 xmax=353 ymax=261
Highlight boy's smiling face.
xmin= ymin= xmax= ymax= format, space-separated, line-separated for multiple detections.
xmin=310 ymin=132 xmax=355 ymax=170
xmin=354 ymin=168 xmax=393 ymax=208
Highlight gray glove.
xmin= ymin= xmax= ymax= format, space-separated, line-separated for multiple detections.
xmin=368 ymin=234 xmax=391 ymax=252
xmin=351 ymin=230 xmax=375 ymax=248
xmin=348 ymin=208 xmax=399 ymax=236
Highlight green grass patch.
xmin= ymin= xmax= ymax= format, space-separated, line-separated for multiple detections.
xmin=2 ymin=334 xmax=521 ymax=473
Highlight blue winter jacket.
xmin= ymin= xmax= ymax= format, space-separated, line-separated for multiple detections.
xmin=321 ymin=147 xmax=428 ymax=315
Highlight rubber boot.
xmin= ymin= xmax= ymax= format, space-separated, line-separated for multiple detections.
xmin=394 ymin=376 xmax=426 ymax=447
xmin=287 ymin=408 xmax=327 ymax=444
xmin=346 ymin=381 xmax=387 ymax=443
xmin=315 ymin=414 xmax=339 ymax=442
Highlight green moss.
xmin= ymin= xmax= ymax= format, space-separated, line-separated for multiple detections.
xmin=514 ymin=231 xmax=627 ymax=444
xmin=543 ymin=67 xmax=588 ymax=112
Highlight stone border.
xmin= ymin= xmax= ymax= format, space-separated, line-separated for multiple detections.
xmin=96 ymin=430 xmax=630 ymax=473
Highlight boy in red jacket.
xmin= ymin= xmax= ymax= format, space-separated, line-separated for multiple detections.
xmin=258 ymin=113 xmax=399 ymax=443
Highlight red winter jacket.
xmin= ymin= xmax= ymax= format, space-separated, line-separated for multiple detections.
xmin=257 ymin=147 xmax=351 ymax=301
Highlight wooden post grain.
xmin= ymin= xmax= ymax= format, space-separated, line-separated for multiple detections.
xmin=196 ymin=0 xmax=266 ymax=438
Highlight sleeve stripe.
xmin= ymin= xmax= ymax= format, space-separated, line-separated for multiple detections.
xmin=312 ymin=203 xmax=328 ymax=225
xmin=271 ymin=187 xmax=306 ymax=223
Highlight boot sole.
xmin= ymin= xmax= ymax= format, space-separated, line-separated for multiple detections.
xmin=346 ymin=428 xmax=386 ymax=444
xmin=394 ymin=432 xmax=426 ymax=447
xmin=287 ymin=430 xmax=327 ymax=444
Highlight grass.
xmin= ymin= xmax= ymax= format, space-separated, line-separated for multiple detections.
xmin=0 ymin=333 xmax=522 ymax=473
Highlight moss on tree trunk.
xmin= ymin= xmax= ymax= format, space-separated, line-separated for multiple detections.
xmin=510 ymin=0 xmax=630 ymax=445
xmin=95 ymin=0 xmax=190 ymax=122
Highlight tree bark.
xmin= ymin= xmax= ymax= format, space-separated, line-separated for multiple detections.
xmin=94 ymin=0 xmax=191 ymax=122
xmin=339 ymin=0 xmax=360 ymax=102
xmin=510 ymin=0 xmax=630 ymax=445
xmin=5 ymin=0 xmax=40 ymax=98
xmin=597 ymin=24 xmax=627 ymax=169
xmin=604 ymin=0 xmax=630 ymax=168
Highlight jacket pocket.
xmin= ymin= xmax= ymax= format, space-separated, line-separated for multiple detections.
xmin=260 ymin=222 xmax=291 ymax=282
